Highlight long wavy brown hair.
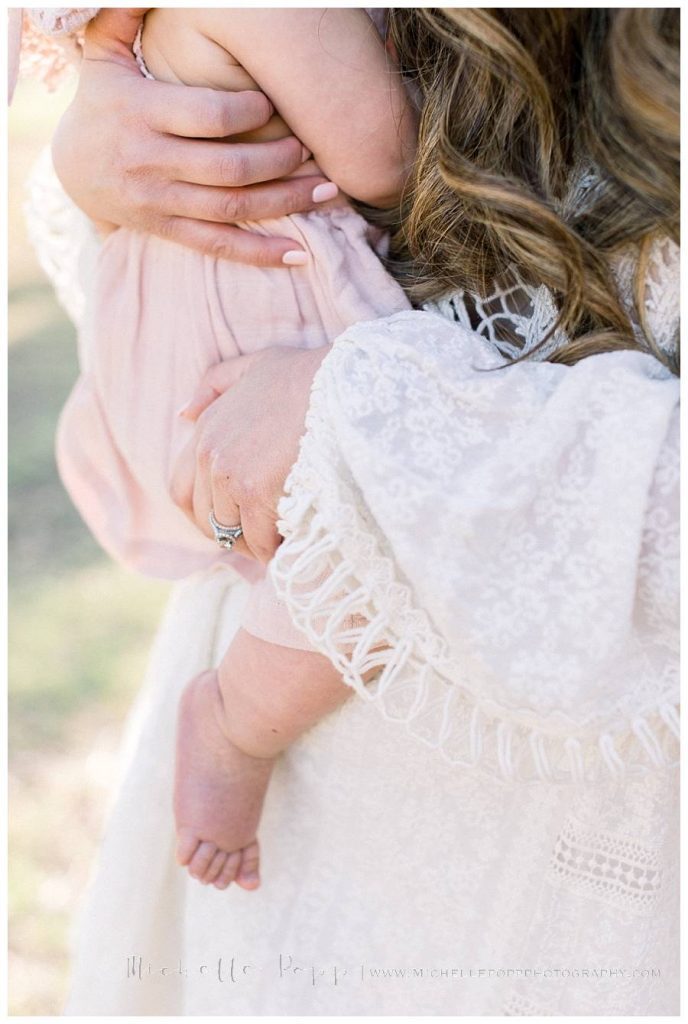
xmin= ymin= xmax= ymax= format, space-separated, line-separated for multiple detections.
xmin=384 ymin=8 xmax=679 ymax=373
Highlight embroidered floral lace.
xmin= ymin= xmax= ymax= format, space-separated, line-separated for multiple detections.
xmin=272 ymin=237 xmax=679 ymax=784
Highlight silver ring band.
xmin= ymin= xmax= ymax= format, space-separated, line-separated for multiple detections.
xmin=209 ymin=510 xmax=243 ymax=551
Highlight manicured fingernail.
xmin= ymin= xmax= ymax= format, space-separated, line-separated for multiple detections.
xmin=282 ymin=250 xmax=309 ymax=266
xmin=312 ymin=182 xmax=339 ymax=203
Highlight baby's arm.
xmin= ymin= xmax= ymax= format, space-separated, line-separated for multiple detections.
xmin=189 ymin=8 xmax=417 ymax=209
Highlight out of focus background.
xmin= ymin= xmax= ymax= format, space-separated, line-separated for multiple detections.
xmin=9 ymin=76 xmax=169 ymax=1014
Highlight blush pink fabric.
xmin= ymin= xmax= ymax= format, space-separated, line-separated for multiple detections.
xmin=56 ymin=208 xmax=410 ymax=647
xmin=8 ymin=9 xmax=22 ymax=102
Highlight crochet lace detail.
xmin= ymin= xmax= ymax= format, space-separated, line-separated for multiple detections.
xmin=429 ymin=237 xmax=679 ymax=366
xmin=548 ymin=820 xmax=663 ymax=914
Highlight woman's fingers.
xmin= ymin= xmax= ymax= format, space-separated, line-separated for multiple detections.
xmin=168 ymin=219 xmax=305 ymax=267
xmin=169 ymin=416 xmax=245 ymax=546
xmin=209 ymin=471 xmax=255 ymax=561
xmin=160 ymin=175 xmax=334 ymax=225
xmin=169 ymin=435 xmax=198 ymax=523
xmin=180 ymin=355 xmax=262 ymax=421
xmin=178 ymin=440 xmax=254 ymax=559
xmin=155 ymin=218 xmax=307 ymax=267
xmin=143 ymin=81 xmax=275 ymax=139
xmin=55 ymin=56 xmax=331 ymax=266
xmin=238 ymin=505 xmax=282 ymax=565
xmin=191 ymin=459 xmax=215 ymax=540
xmin=178 ymin=378 xmax=228 ymax=424
xmin=53 ymin=53 xmax=332 ymax=265
xmin=171 ymin=348 xmax=322 ymax=563
xmin=164 ymin=133 xmax=308 ymax=185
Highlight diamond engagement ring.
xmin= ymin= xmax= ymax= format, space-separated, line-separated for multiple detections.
xmin=209 ymin=510 xmax=243 ymax=551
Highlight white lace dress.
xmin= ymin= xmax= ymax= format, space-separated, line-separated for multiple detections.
xmin=24 ymin=147 xmax=679 ymax=1011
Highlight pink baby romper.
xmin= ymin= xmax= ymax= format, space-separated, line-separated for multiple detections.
xmin=54 ymin=15 xmax=411 ymax=645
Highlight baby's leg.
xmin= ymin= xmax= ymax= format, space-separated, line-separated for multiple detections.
xmin=175 ymin=629 xmax=349 ymax=890
xmin=175 ymin=669 xmax=273 ymax=890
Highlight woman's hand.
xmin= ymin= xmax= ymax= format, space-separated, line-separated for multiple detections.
xmin=170 ymin=347 xmax=329 ymax=562
xmin=51 ymin=9 xmax=334 ymax=266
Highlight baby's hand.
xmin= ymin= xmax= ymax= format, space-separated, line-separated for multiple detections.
xmin=174 ymin=669 xmax=274 ymax=891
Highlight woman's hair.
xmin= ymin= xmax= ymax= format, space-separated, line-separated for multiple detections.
xmin=385 ymin=8 xmax=680 ymax=372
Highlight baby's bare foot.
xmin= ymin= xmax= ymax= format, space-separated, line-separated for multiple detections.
xmin=174 ymin=671 xmax=274 ymax=890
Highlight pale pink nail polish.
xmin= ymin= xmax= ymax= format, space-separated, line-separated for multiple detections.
xmin=312 ymin=182 xmax=339 ymax=203
xmin=282 ymin=250 xmax=309 ymax=266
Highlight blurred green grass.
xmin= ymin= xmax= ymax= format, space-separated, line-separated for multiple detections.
xmin=9 ymin=78 xmax=170 ymax=1015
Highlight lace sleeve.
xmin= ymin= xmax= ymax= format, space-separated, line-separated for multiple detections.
xmin=29 ymin=8 xmax=100 ymax=36
xmin=271 ymin=310 xmax=679 ymax=784
xmin=9 ymin=8 xmax=99 ymax=95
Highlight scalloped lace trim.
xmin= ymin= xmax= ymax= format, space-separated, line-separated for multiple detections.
xmin=271 ymin=376 xmax=679 ymax=786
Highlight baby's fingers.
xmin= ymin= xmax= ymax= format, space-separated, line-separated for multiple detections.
xmin=235 ymin=840 xmax=261 ymax=890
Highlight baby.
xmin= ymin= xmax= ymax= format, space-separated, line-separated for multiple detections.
xmin=54 ymin=8 xmax=415 ymax=890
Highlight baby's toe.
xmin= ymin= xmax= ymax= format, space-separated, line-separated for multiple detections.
xmin=214 ymin=850 xmax=242 ymax=890
xmin=203 ymin=848 xmax=228 ymax=885
xmin=176 ymin=828 xmax=200 ymax=867
xmin=188 ymin=840 xmax=218 ymax=881
xmin=236 ymin=841 xmax=261 ymax=890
